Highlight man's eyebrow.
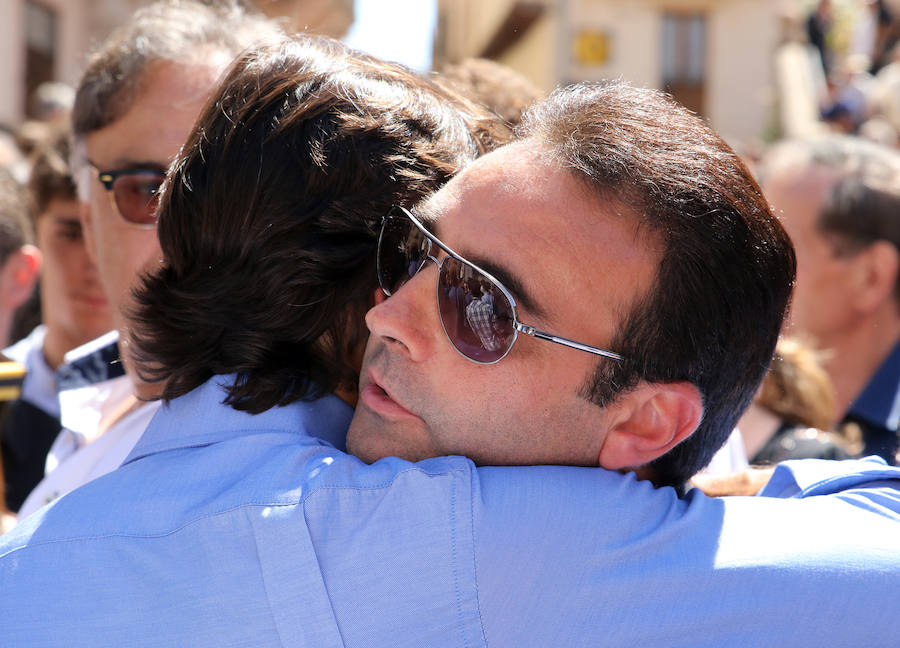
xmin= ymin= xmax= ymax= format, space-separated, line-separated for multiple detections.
xmin=86 ymin=158 xmax=167 ymax=172
xmin=466 ymin=254 xmax=546 ymax=319
xmin=52 ymin=215 xmax=81 ymax=225
xmin=418 ymin=206 xmax=547 ymax=319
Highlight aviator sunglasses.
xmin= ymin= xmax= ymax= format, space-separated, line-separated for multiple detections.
xmin=85 ymin=165 xmax=166 ymax=227
xmin=377 ymin=206 xmax=626 ymax=365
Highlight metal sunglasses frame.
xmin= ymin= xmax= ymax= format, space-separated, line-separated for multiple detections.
xmin=378 ymin=206 xmax=626 ymax=365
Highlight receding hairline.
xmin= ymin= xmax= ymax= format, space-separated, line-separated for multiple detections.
xmin=762 ymin=136 xmax=900 ymax=183
xmin=415 ymin=136 xmax=662 ymax=325
xmin=71 ymin=0 xmax=283 ymax=136
xmin=73 ymin=47 xmax=238 ymax=138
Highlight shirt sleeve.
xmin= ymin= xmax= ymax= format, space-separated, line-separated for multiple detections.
xmin=471 ymin=461 xmax=900 ymax=648
xmin=758 ymin=455 xmax=900 ymax=498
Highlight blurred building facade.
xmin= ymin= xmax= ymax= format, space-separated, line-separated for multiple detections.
xmin=435 ymin=0 xmax=786 ymax=146
xmin=0 ymin=0 xmax=353 ymax=127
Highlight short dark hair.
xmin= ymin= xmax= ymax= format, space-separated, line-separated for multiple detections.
xmin=72 ymin=0 xmax=282 ymax=137
xmin=129 ymin=36 xmax=507 ymax=413
xmin=520 ymin=82 xmax=796 ymax=487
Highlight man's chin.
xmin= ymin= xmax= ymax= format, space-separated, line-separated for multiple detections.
xmin=346 ymin=411 xmax=391 ymax=464
xmin=345 ymin=411 xmax=432 ymax=464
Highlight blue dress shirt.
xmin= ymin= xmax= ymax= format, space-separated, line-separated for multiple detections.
xmin=2 ymin=375 xmax=900 ymax=647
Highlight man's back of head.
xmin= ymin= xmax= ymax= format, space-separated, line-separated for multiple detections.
xmin=761 ymin=135 xmax=900 ymax=460
xmin=0 ymin=170 xmax=39 ymax=347
xmin=126 ymin=35 xmax=506 ymax=415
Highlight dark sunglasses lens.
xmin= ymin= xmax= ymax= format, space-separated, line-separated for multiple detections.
xmin=112 ymin=174 xmax=164 ymax=225
xmin=378 ymin=210 xmax=429 ymax=295
xmin=437 ymin=257 xmax=515 ymax=363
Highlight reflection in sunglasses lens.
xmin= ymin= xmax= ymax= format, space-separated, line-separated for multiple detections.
xmin=438 ymin=257 xmax=515 ymax=363
xmin=113 ymin=175 xmax=163 ymax=225
xmin=381 ymin=208 xmax=519 ymax=364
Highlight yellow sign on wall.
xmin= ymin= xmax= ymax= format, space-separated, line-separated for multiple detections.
xmin=574 ymin=30 xmax=611 ymax=66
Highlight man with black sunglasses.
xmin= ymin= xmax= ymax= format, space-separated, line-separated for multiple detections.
xmin=9 ymin=1 xmax=282 ymax=522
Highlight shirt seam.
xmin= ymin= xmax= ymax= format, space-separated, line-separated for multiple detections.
xmin=470 ymin=466 xmax=488 ymax=647
xmin=450 ymin=474 xmax=467 ymax=648
xmin=247 ymin=508 xmax=289 ymax=648
xmin=301 ymin=498 xmax=348 ymax=648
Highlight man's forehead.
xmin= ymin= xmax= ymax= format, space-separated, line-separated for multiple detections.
xmin=82 ymin=61 xmax=222 ymax=167
xmin=418 ymin=140 xmax=549 ymax=225
xmin=764 ymin=164 xmax=839 ymax=214
xmin=415 ymin=141 xmax=656 ymax=323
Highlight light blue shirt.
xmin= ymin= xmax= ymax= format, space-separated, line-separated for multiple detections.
xmin=2 ymin=376 xmax=900 ymax=647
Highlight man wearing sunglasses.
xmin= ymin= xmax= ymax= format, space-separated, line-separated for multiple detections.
xmin=345 ymin=89 xmax=782 ymax=490
xmin=10 ymin=1 xmax=282 ymax=521
xmin=7 ymin=69 xmax=900 ymax=647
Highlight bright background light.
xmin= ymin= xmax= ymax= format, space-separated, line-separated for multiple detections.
xmin=344 ymin=0 xmax=437 ymax=72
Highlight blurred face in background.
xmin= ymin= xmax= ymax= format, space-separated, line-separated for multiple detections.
xmin=35 ymin=196 xmax=111 ymax=367
xmin=79 ymin=60 xmax=223 ymax=335
xmin=764 ymin=166 xmax=857 ymax=350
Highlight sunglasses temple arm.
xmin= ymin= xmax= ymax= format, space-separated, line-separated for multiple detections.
xmin=514 ymin=323 xmax=624 ymax=361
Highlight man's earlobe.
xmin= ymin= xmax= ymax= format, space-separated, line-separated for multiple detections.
xmin=597 ymin=381 xmax=703 ymax=472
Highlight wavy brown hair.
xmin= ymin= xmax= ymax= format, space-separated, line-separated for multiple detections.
xmin=129 ymin=36 xmax=507 ymax=413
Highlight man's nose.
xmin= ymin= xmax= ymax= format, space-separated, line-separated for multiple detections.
xmin=365 ymin=265 xmax=438 ymax=363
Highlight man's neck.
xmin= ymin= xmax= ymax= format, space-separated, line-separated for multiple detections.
xmin=820 ymin=312 xmax=900 ymax=422
xmin=116 ymin=328 xmax=163 ymax=403
xmin=42 ymin=327 xmax=83 ymax=370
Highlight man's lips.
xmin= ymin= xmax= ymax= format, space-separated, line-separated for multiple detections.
xmin=76 ymin=294 xmax=109 ymax=306
xmin=360 ymin=379 xmax=419 ymax=420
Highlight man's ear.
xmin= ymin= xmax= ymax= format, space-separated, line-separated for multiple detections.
xmin=597 ymin=381 xmax=703 ymax=472
xmin=849 ymin=240 xmax=899 ymax=314
xmin=2 ymin=245 xmax=41 ymax=309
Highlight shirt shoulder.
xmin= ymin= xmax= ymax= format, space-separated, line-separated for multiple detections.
xmin=0 ymin=434 xmax=484 ymax=647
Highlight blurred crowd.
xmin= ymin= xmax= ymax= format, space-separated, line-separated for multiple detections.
xmin=803 ymin=0 xmax=900 ymax=142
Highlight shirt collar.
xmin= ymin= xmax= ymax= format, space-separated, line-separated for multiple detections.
xmin=56 ymin=330 xmax=125 ymax=390
xmin=848 ymin=337 xmax=900 ymax=431
xmin=123 ymin=375 xmax=353 ymax=466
